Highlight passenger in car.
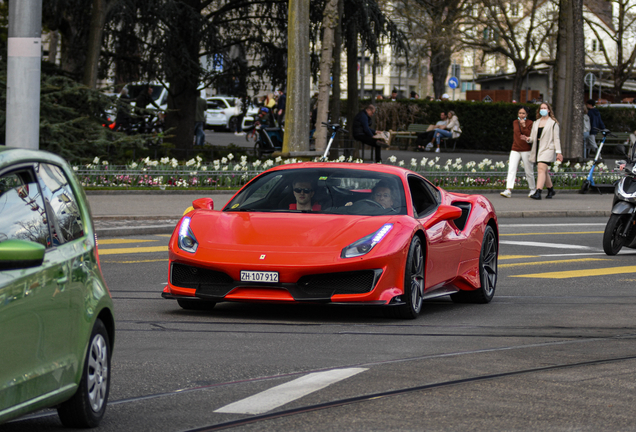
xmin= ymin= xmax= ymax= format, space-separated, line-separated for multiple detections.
xmin=290 ymin=178 xmax=321 ymax=211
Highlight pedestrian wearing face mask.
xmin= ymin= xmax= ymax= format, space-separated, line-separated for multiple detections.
xmin=500 ymin=106 xmax=535 ymax=198
xmin=522 ymin=102 xmax=563 ymax=200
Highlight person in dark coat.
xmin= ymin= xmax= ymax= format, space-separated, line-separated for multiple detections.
xmin=586 ymin=99 xmax=605 ymax=154
xmin=352 ymin=104 xmax=386 ymax=163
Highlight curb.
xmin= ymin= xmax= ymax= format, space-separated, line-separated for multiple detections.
xmin=96 ymin=224 xmax=176 ymax=237
xmin=497 ymin=210 xmax=611 ymax=218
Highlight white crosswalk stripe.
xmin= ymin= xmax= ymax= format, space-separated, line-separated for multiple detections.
xmin=215 ymin=368 xmax=367 ymax=415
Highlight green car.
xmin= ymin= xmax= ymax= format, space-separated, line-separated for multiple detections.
xmin=0 ymin=148 xmax=115 ymax=427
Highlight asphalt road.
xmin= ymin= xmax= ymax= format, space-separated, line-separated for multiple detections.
xmin=5 ymin=216 xmax=636 ymax=431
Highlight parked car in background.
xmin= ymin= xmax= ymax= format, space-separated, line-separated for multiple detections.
xmin=205 ymin=96 xmax=258 ymax=131
xmin=125 ymin=82 xmax=169 ymax=110
xmin=0 ymin=148 xmax=115 ymax=428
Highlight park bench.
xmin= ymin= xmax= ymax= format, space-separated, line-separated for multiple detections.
xmin=586 ymin=131 xmax=631 ymax=158
xmin=390 ymin=124 xmax=430 ymax=150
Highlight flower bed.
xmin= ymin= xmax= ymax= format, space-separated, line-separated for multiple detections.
xmin=75 ymin=155 xmax=620 ymax=190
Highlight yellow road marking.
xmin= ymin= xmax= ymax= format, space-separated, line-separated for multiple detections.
xmin=98 ymin=246 xmax=168 ymax=255
xmin=98 ymin=239 xmax=158 ymax=245
xmin=501 ymin=231 xmax=603 ymax=236
xmin=500 ymin=258 xmax=607 ymax=268
xmin=499 ymin=255 xmax=538 ymax=260
xmin=512 ymin=265 xmax=636 ymax=279
xmin=157 ymin=234 xmax=172 ymax=237
xmin=101 ymin=258 xmax=169 ymax=264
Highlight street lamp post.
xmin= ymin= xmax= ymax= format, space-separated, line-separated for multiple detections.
xmin=6 ymin=0 xmax=43 ymax=149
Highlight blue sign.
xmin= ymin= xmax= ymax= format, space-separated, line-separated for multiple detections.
xmin=448 ymin=77 xmax=459 ymax=89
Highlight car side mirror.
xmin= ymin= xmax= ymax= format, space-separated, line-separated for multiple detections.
xmin=423 ymin=205 xmax=463 ymax=229
xmin=0 ymin=239 xmax=46 ymax=271
xmin=192 ymin=198 xmax=214 ymax=210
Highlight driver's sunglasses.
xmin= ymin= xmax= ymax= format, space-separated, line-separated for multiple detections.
xmin=294 ymin=188 xmax=312 ymax=194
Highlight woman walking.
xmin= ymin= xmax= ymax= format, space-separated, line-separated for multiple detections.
xmin=523 ymin=102 xmax=563 ymax=200
xmin=501 ymin=107 xmax=536 ymax=198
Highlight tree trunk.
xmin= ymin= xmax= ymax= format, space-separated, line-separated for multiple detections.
xmin=553 ymin=0 xmax=585 ymax=159
xmin=165 ymin=79 xmax=199 ymax=153
xmin=83 ymin=0 xmax=107 ymax=88
xmin=511 ymin=66 xmax=526 ymax=103
xmin=282 ymin=0 xmax=311 ymax=153
xmin=329 ymin=0 xmax=343 ymax=126
xmin=314 ymin=0 xmax=339 ymax=153
xmin=346 ymin=22 xmax=359 ymax=140
xmin=430 ymin=45 xmax=451 ymax=99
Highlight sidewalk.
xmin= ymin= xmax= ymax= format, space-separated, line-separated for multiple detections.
xmin=89 ymin=188 xmax=614 ymax=237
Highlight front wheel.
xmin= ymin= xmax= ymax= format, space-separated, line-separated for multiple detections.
xmin=451 ymin=225 xmax=498 ymax=304
xmin=603 ymin=213 xmax=629 ymax=255
xmin=57 ymin=319 xmax=111 ymax=428
xmin=386 ymin=236 xmax=424 ymax=319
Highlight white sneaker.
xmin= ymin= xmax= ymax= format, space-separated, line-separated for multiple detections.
xmin=500 ymin=189 xmax=512 ymax=198
xmin=425 ymin=143 xmax=434 ymax=150
xmin=528 ymin=189 xmax=536 ymax=197
xmin=435 ymin=147 xmax=440 ymax=153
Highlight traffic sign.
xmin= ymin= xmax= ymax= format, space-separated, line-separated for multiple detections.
xmin=448 ymin=77 xmax=459 ymax=89
xmin=584 ymin=72 xmax=596 ymax=87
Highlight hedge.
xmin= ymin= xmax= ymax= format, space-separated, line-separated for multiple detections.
xmin=371 ymin=99 xmax=636 ymax=153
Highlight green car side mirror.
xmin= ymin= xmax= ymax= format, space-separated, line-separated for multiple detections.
xmin=0 ymin=239 xmax=46 ymax=271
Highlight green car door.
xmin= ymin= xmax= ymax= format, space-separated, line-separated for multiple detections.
xmin=0 ymin=168 xmax=73 ymax=409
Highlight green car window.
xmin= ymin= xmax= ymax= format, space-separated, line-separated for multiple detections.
xmin=36 ymin=164 xmax=84 ymax=244
xmin=0 ymin=170 xmax=51 ymax=247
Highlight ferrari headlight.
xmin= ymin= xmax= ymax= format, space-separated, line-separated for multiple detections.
xmin=341 ymin=224 xmax=393 ymax=258
xmin=178 ymin=217 xmax=198 ymax=253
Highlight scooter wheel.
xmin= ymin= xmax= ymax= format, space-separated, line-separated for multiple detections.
xmin=603 ymin=214 xmax=629 ymax=255
xmin=579 ymin=180 xmax=591 ymax=194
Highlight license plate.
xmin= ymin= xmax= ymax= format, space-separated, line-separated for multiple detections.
xmin=240 ymin=271 xmax=279 ymax=283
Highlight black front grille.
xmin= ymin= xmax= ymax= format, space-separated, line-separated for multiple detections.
xmin=296 ymin=270 xmax=380 ymax=296
xmin=171 ymin=263 xmax=234 ymax=296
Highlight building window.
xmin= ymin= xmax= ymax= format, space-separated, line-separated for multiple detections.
xmin=461 ymin=82 xmax=475 ymax=92
xmin=510 ymin=3 xmax=520 ymax=16
xmin=591 ymin=39 xmax=599 ymax=52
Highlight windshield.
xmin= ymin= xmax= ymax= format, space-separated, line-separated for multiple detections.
xmin=224 ymin=168 xmax=407 ymax=216
xmin=126 ymin=85 xmax=164 ymax=101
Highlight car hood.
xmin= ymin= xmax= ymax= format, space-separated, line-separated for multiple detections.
xmin=188 ymin=210 xmax=399 ymax=252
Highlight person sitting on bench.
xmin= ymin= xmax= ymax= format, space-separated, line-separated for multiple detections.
xmin=352 ymin=104 xmax=388 ymax=163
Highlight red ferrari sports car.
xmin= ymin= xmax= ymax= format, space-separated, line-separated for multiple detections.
xmin=162 ymin=163 xmax=498 ymax=319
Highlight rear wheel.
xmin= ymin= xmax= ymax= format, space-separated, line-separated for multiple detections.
xmin=451 ymin=225 xmax=498 ymax=304
xmin=386 ymin=236 xmax=424 ymax=319
xmin=603 ymin=214 xmax=629 ymax=255
xmin=579 ymin=180 xmax=591 ymax=194
xmin=57 ymin=319 xmax=110 ymax=428
xmin=177 ymin=298 xmax=217 ymax=310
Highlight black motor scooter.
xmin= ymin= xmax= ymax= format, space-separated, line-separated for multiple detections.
xmin=603 ymin=140 xmax=636 ymax=255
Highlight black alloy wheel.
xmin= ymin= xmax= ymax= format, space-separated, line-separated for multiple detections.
xmin=387 ymin=236 xmax=425 ymax=319
xmin=451 ymin=225 xmax=498 ymax=304
xmin=603 ymin=213 xmax=629 ymax=255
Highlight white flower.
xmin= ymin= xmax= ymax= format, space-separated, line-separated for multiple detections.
xmin=150 ymin=160 xmax=159 ymax=167
xmin=388 ymin=155 xmax=397 ymax=163
xmin=222 ymin=166 xmax=228 ymax=171
xmin=434 ymin=164 xmax=440 ymax=169
xmin=253 ymin=160 xmax=261 ymax=168
xmin=338 ymin=155 xmax=346 ymax=162
xmin=574 ymin=163 xmax=581 ymax=170
xmin=428 ymin=160 xmax=435 ymax=167
xmin=275 ymin=156 xmax=282 ymax=163
xmin=186 ymin=158 xmax=196 ymax=167
xmin=411 ymin=158 xmax=417 ymax=167
xmin=241 ymin=155 xmax=247 ymax=162
xmin=160 ymin=157 xmax=170 ymax=164
xmin=202 ymin=166 xmax=208 ymax=171
xmin=102 ymin=160 xmax=109 ymax=165
xmin=221 ymin=157 xmax=228 ymax=164
xmin=435 ymin=157 xmax=440 ymax=162
xmin=196 ymin=155 xmax=203 ymax=162
xmin=93 ymin=157 xmax=100 ymax=164
xmin=455 ymin=158 xmax=462 ymax=164
xmin=471 ymin=168 xmax=476 ymax=173
xmin=420 ymin=158 xmax=428 ymax=166
xmin=398 ymin=160 xmax=405 ymax=166
xmin=227 ymin=153 xmax=234 ymax=160
xmin=171 ymin=158 xmax=178 ymax=165
xmin=171 ymin=161 xmax=178 ymax=168
xmin=73 ymin=166 xmax=78 ymax=171
xmin=130 ymin=162 xmax=138 ymax=169
xmin=553 ymin=166 xmax=560 ymax=173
